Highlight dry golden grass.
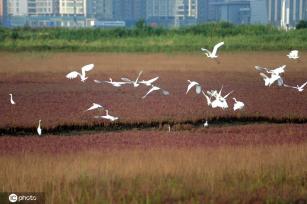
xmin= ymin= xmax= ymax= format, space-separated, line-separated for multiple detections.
xmin=1 ymin=144 xmax=306 ymax=203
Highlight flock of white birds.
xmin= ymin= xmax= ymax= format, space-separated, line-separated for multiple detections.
xmin=93 ymin=71 xmax=170 ymax=99
xmin=7 ymin=42 xmax=306 ymax=136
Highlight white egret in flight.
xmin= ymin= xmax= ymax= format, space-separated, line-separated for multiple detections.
xmin=85 ymin=103 xmax=103 ymax=112
xmin=284 ymin=81 xmax=307 ymax=92
xmin=256 ymin=65 xmax=285 ymax=87
xmin=202 ymin=91 xmax=212 ymax=106
xmin=66 ymin=64 xmax=94 ymax=82
xmin=139 ymin=76 xmax=159 ymax=86
xmin=206 ymin=86 xmax=233 ymax=110
xmin=207 ymin=85 xmax=224 ymax=99
xmin=94 ymin=110 xmax=118 ymax=122
xmin=121 ymin=70 xmax=143 ymax=87
xmin=9 ymin=93 xmax=16 ymax=105
xmin=201 ymin=42 xmax=224 ymax=59
xmin=233 ymin=98 xmax=245 ymax=111
xmin=37 ymin=120 xmax=42 ymax=136
xmin=142 ymin=85 xmax=169 ymax=99
xmin=287 ymin=50 xmax=299 ymax=60
xmin=255 ymin=65 xmax=286 ymax=75
xmin=95 ymin=78 xmax=129 ymax=87
xmin=215 ymin=90 xmax=233 ymax=110
xmin=186 ymin=80 xmax=202 ymax=94
xmin=259 ymin=73 xmax=283 ymax=87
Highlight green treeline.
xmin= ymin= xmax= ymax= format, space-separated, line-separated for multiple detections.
xmin=0 ymin=22 xmax=307 ymax=52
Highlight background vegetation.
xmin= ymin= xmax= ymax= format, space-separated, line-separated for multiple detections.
xmin=296 ymin=20 xmax=307 ymax=29
xmin=1 ymin=22 xmax=307 ymax=52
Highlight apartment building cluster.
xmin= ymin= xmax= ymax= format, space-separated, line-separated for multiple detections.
xmin=0 ymin=0 xmax=307 ymax=28
xmin=199 ymin=0 xmax=307 ymax=28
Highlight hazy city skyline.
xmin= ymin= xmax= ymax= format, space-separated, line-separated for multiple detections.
xmin=0 ymin=0 xmax=307 ymax=28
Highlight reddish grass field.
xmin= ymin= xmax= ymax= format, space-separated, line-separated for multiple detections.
xmin=0 ymin=52 xmax=306 ymax=129
xmin=0 ymin=124 xmax=306 ymax=155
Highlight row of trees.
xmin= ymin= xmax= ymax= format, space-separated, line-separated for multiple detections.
xmin=0 ymin=22 xmax=279 ymax=41
xmin=296 ymin=20 xmax=307 ymax=29
xmin=0 ymin=20 xmax=307 ymax=41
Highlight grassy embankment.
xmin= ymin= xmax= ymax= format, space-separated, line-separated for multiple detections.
xmin=1 ymin=23 xmax=307 ymax=52
xmin=0 ymin=144 xmax=306 ymax=203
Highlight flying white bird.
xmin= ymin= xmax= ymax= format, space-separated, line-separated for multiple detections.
xmin=93 ymin=79 xmax=103 ymax=84
xmin=284 ymin=81 xmax=307 ymax=92
xmin=207 ymin=85 xmax=225 ymax=99
xmin=207 ymin=86 xmax=233 ymax=110
xmin=94 ymin=110 xmax=118 ymax=122
xmin=259 ymin=73 xmax=284 ymax=87
xmin=121 ymin=70 xmax=143 ymax=87
xmin=139 ymin=76 xmax=159 ymax=86
xmin=37 ymin=120 xmax=42 ymax=136
xmin=204 ymin=121 xmax=208 ymax=128
xmin=95 ymin=78 xmax=130 ymax=87
xmin=287 ymin=50 xmax=299 ymax=60
xmin=255 ymin=65 xmax=286 ymax=75
xmin=85 ymin=103 xmax=103 ymax=112
xmin=9 ymin=93 xmax=16 ymax=105
xmin=202 ymin=91 xmax=212 ymax=106
xmin=201 ymin=41 xmax=224 ymax=59
xmin=212 ymin=92 xmax=232 ymax=110
xmin=206 ymin=90 xmax=218 ymax=98
xmin=233 ymin=98 xmax=245 ymax=111
xmin=66 ymin=64 xmax=94 ymax=82
xmin=142 ymin=85 xmax=169 ymax=99
xmin=186 ymin=80 xmax=202 ymax=94
xmin=256 ymin=66 xmax=285 ymax=87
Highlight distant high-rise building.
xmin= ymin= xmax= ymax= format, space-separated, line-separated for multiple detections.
xmin=208 ymin=0 xmax=250 ymax=24
xmin=0 ymin=0 xmax=3 ymax=23
xmin=250 ymin=0 xmax=268 ymax=24
xmin=146 ymin=0 xmax=197 ymax=27
xmin=268 ymin=0 xmax=307 ymax=27
xmin=146 ymin=0 xmax=176 ymax=18
xmin=96 ymin=0 xmax=113 ymax=20
xmin=8 ymin=0 xmax=28 ymax=16
xmin=146 ymin=0 xmax=176 ymax=26
xmin=87 ymin=0 xmax=113 ymax=19
xmin=197 ymin=0 xmax=209 ymax=23
xmin=59 ymin=0 xmax=86 ymax=16
xmin=113 ymin=0 xmax=146 ymax=26
xmin=35 ymin=0 xmax=58 ymax=15
xmin=2 ymin=0 xmax=8 ymax=25
xmin=27 ymin=0 xmax=36 ymax=15
xmin=20 ymin=0 xmax=59 ymax=16
xmin=86 ymin=0 xmax=95 ymax=18
xmin=174 ymin=0 xmax=198 ymax=26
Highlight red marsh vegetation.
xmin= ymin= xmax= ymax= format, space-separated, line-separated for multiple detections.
xmin=0 ymin=52 xmax=306 ymax=129
xmin=0 ymin=124 xmax=306 ymax=155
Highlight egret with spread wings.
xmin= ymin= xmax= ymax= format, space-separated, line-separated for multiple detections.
xmin=201 ymin=42 xmax=224 ymax=59
xmin=66 ymin=64 xmax=94 ymax=82
xmin=284 ymin=81 xmax=307 ymax=92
